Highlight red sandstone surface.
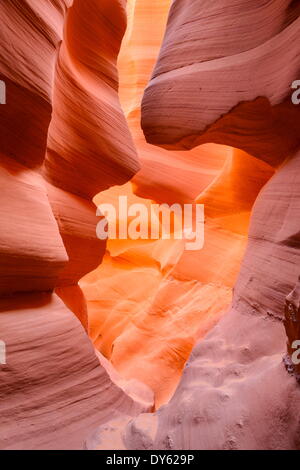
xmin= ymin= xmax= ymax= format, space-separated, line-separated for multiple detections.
xmin=0 ymin=0 xmax=300 ymax=451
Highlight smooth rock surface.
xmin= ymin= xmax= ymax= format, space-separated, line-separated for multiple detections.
xmin=0 ymin=293 xmax=150 ymax=450
xmin=89 ymin=0 xmax=300 ymax=450
xmin=142 ymin=1 xmax=300 ymax=165
xmin=0 ymin=0 xmax=146 ymax=450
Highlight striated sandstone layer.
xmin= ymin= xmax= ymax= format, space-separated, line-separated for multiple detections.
xmin=0 ymin=154 xmax=67 ymax=295
xmin=81 ymin=0 xmax=275 ymax=408
xmin=119 ymin=0 xmax=229 ymax=205
xmin=284 ymin=276 xmax=300 ymax=381
xmin=0 ymin=0 xmax=149 ymax=450
xmin=1 ymin=0 xmax=300 ymax=451
xmin=142 ymin=0 xmax=300 ymax=166
xmin=44 ymin=0 xmax=140 ymax=199
xmin=0 ymin=0 xmax=72 ymax=168
xmin=89 ymin=0 xmax=300 ymax=450
xmin=81 ymin=184 xmax=231 ymax=407
xmin=0 ymin=293 xmax=152 ymax=450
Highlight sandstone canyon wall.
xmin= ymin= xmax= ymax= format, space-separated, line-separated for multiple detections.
xmin=0 ymin=0 xmax=300 ymax=451
xmin=88 ymin=0 xmax=300 ymax=450
xmin=81 ymin=0 xmax=275 ymax=409
xmin=0 ymin=0 xmax=151 ymax=450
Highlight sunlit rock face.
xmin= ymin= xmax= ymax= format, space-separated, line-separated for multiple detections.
xmin=0 ymin=0 xmax=149 ymax=450
xmin=118 ymin=0 xmax=228 ymax=205
xmin=81 ymin=0 xmax=275 ymax=408
xmin=89 ymin=0 xmax=300 ymax=450
xmin=1 ymin=0 xmax=300 ymax=451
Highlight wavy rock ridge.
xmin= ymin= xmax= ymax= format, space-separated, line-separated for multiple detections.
xmin=0 ymin=0 xmax=151 ymax=450
xmin=1 ymin=0 xmax=300 ymax=451
xmin=81 ymin=0 xmax=275 ymax=410
xmin=89 ymin=0 xmax=300 ymax=450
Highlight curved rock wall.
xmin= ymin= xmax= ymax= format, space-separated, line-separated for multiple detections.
xmin=1 ymin=0 xmax=300 ymax=451
xmin=90 ymin=0 xmax=300 ymax=450
xmin=142 ymin=0 xmax=300 ymax=166
xmin=81 ymin=0 xmax=276 ymax=409
xmin=0 ymin=0 xmax=150 ymax=450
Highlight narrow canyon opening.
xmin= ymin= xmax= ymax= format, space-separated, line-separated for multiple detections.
xmin=79 ymin=0 xmax=275 ymax=409
xmin=1 ymin=0 xmax=300 ymax=451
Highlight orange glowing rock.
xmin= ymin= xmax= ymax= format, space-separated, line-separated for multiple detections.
xmin=1 ymin=0 xmax=300 ymax=452
xmin=89 ymin=0 xmax=300 ymax=451
xmin=81 ymin=0 xmax=275 ymax=407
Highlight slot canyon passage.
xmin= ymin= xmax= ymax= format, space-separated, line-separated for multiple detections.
xmin=0 ymin=0 xmax=300 ymax=451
